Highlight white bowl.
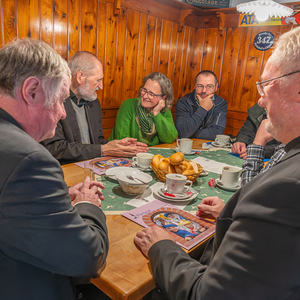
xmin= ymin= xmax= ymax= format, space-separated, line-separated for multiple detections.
xmin=116 ymin=171 xmax=152 ymax=195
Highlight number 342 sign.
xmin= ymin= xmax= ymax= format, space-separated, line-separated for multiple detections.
xmin=254 ymin=31 xmax=275 ymax=51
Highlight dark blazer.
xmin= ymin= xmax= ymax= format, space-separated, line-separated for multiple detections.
xmin=148 ymin=137 xmax=300 ymax=299
xmin=0 ymin=108 xmax=109 ymax=300
xmin=42 ymin=94 xmax=108 ymax=165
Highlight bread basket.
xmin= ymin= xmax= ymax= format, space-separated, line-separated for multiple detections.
xmin=151 ymin=159 xmax=203 ymax=183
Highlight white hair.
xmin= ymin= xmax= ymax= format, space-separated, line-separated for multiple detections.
xmin=0 ymin=38 xmax=71 ymax=107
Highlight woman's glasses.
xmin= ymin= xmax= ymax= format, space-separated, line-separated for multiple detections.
xmin=140 ymin=87 xmax=164 ymax=100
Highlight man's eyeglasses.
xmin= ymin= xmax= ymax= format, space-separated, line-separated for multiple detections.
xmin=140 ymin=87 xmax=164 ymax=100
xmin=195 ymin=84 xmax=216 ymax=91
xmin=256 ymin=70 xmax=300 ymax=96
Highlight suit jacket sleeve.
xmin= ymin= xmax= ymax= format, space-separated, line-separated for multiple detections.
xmin=0 ymin=149 xmax=109 ymax=277
xmin=41 ymin=99 xmax=107 ymax=164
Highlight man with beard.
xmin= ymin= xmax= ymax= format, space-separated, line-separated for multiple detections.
xmin=42 ymin=51 xmax=148 ymax=165
xmin=175 ymin=70 xmax=227 ymax=140
xmin=135 ymin=27 xmax=300 ymax=299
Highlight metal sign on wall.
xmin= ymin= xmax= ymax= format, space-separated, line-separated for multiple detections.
xmin=184 ymin=0 xmax=229 ymax=9
xmin=253 ymin=31 xmax=275 ymax=51
xmin=238 ymin=11 xmax=300 ymax=27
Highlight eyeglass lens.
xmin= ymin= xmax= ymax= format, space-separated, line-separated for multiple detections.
xmin=196 ymin=84 xmax=215 ymax=90
xmin=140 ymin=88 xmax=159 ymax=99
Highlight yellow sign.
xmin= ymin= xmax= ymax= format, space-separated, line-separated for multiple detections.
xmin=238 ymin=13 xmax=300 ymax=27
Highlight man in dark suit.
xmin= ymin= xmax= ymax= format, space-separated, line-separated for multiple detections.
xmin=135 ymin=27 xmax=300 ymax=299
xmin=0 ymin=39 xmax=109 ymax=300
xmin=41 ymin=51 xmax=148 ymax=165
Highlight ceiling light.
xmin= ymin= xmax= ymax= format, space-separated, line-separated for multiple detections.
xmin=236 ymin=0 xmax=294 ymax=22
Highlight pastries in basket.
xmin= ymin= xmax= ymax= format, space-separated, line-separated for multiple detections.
xmin=151 ymin=152 xmax=200 ymax=176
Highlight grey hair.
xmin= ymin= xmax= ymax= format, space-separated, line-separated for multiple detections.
xmin=139 ymin=72 xmax=174 ymax=111
xmin=0 ymin=38 xmax=70 ymax=107
xmin=268 ymin=27 xmax=300 ymax=76
xmin=194 ymin=70 xmax=218 ymax=85
xmin=68 ymin=51 xmax=102 ymax=77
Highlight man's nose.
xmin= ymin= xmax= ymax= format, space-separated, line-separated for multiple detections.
xmin=258 ymin=97 xmax=264 ymax=108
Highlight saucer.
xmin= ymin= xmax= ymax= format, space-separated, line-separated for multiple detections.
xmin=212 ymin=141 xmax=232 ymax=148
xmin=216 ymin=179 xmax=241 ymax=192
xmin=131 ymin=161 xmax=152 ymax=171
xmin=174 ymin=147 xmax=196 ymax=155
xmin=105 ymin=166 xmax=137 ymax=181
xmin=200 ymin=170 xmax=209 ymax=177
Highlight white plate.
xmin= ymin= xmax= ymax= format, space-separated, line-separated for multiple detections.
xmin=212 ymin=141 xmax=232 ymax=148
xmin=216 ymin=179 xmax=241 ymax=192
xmin=116 ymin=170 xmax=152 ymax=184
xmin=131 ymin=161 xmax=152 ymax=172
xmin=174 ymin=147 xmax=196 ymax=155
xmin=105 ymin=167 xmax=136 ymax=180
xmin=152 ymin=183 xmax=198 ymax=202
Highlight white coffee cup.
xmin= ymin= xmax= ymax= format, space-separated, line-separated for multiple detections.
xmin=221 ymin=166 xmax=241 ymax=187
xmin=165 ymin=174 xmax=193 ymax=194
xmin=132 ymin=153 xmax=154 ymax=169
xmin=215 ymin=134 xmax=230 ymax=146
xmin=176 ymin=138 xmax=193 ymax=154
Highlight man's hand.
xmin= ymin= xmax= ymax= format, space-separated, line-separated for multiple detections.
xmin=152 ymin=99 xmax=166 ymax=116
xmin=196 ymin=196 xmax=225 ymax=218
xmin=231 ymin=142 xmax=247 ymax=159
xmin=197 ymin=93 xmax=214 ymax=111
xmin=253 ymin=119 xmax=274 ymax=146
xmin=134 ymin=226 xmax=176 ymax=257
xmin=70 ymin=176 xmax=105 ymax=207
xmin=102 ymin=138 xmax=148 ymax=157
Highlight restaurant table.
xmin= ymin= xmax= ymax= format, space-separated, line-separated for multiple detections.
xmin=62 ymin=139 xmax=243 ymax=300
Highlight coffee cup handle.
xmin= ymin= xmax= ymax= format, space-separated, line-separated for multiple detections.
xmin=186 ymin=180 xmax=193 ymax=189
xmin=215 ymin=138 xmax=219 ymax=144
xmin=176 ymin=139 xmax=180 ymax=147
xmin=132 ymin=157 xmax=137 ymax=163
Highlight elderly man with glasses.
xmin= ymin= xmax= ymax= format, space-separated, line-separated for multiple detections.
xmin=42 ymin=51 xmax=148 ymax=165
xmin=175 ymin=70 xmax=227 ymax=140
xmin=135 ymin=27 xmax=300 ymax=299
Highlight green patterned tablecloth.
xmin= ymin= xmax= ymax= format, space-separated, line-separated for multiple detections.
xmin=97 ymin=148 xmax=244 ymax=214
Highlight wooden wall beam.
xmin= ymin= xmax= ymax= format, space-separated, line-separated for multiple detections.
xmin=114 ymin=0 xmax=122 ymax=16
xmin=178 ymin=9 xmax=193 ymax=32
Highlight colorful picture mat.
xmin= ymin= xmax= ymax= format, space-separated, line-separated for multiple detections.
xmin=122 ymin=199 xmax=215 ymax=250
xmin=75 ymin=157 xmax=133 ymax=175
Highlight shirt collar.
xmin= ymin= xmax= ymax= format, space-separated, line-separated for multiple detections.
xmin=70 ymin=90 xmax=88 ymax=108
xmin=285 ymin=136 xmax=300 ymax=153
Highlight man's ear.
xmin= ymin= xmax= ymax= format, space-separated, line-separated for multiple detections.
xmin=75 ymin=70 xmax=84 ymax=85
xmin=21 ymin=76 xmax=42 ymax=106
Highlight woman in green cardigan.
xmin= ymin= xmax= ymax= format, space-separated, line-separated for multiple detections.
xmin=109 ymin=72 xmax=178 ymax=146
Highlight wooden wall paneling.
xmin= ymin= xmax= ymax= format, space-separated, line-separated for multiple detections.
xmin=144 ymin=15 xmax=156 ymax=76
xmin=239 ymin=26 xmax=264 ymax=111
xmin=2 ymin=0 xmax=17 ymax=44
xmin=172 ymin=25 xmax=185 ymax=102
xmin=184 ymin=27 xmax=205 ymax=94
xmin=135 ymin=13 xmax=148 ymax=93
xmin=97 ymin=0 xmax=107 ymax=103
xmin=167 ymin=21 xmax=178 ymax=84
xmin=113 ymin=7 xmax=126 ymax=104
xmin=80 ymin=0 xmax=97 ymax=54
xmin=40 ymin=0 xmax=53 ymax=46
xmin=103 ymin=2 xmax=117 ymax=105
xmin=67 ymin=0 xmax=80 ymax=60
xmin=213 ymin=27 xmax=226 ymax=89
xmin=158 ymin=19 xmax=172 ymax=76
xmin=201 ymin=28 xmax=218 ymax=72
xmin=53 ymin=0 xmax=68 ymax=59
xmin=0 ymin=0 xmax=3 ymax=47
xmin=152 ymin=17 xmax=162 ymax=72
xmin=122 ymin=9 xmax=140 ymax=101
xmin=17 ymin=0 xmax=39 ymax=39
xmin=218 ymin=27 xmax=242 ymax=108
xmin=177 ymin=26 xmax=190 ymax=99
xmin=230 ymin=27 xmax=250 ymax=110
